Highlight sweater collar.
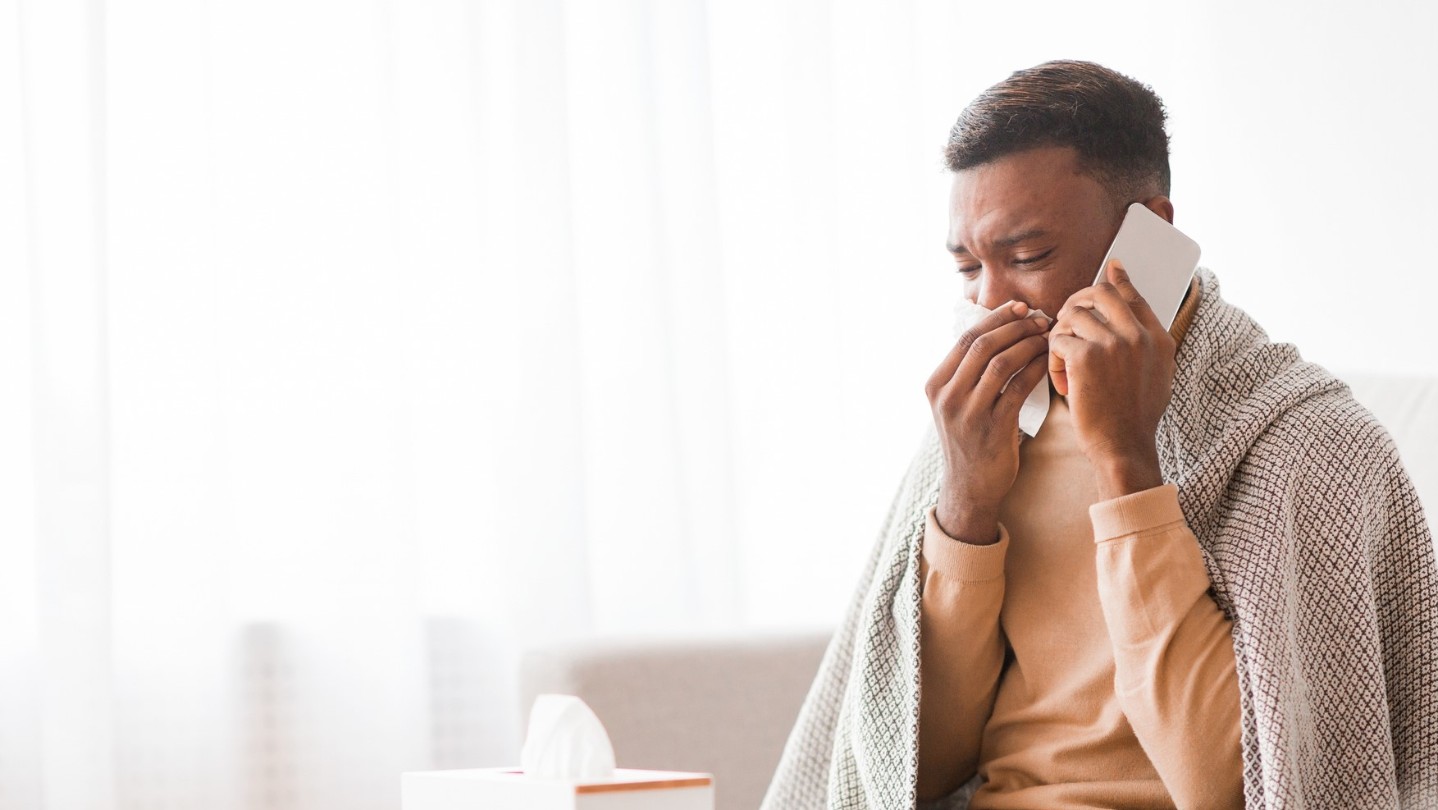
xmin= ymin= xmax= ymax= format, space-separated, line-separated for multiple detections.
xmin=1168 ymin=277 xmax=1202 ymax=349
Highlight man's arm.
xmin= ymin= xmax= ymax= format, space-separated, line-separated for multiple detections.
xmin=1091 ymin=483 xmax=1245 ymax=808
xmin=917 ymin=504 xmax=1009 ymax=802
xmin=919 ymin=295 xmax=1049 ymax=800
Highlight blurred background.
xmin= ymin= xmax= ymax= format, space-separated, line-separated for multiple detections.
xmin=2 ymin=0 xmax=1435 ymax=808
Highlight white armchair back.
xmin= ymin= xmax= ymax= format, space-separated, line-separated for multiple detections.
xmin=1341 ymin=373 xmax=1437 ymax=521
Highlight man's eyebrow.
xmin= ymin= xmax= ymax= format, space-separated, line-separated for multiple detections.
xmin=946 ymin=228 xmax=1050 ymax=255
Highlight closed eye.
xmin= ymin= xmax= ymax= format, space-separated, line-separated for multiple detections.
xmin=1014 ymin=249 xmax=1055 ymax=265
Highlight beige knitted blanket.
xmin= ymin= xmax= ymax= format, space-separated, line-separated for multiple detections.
xmin=760 ymin=267 xmax=1438 ymax=809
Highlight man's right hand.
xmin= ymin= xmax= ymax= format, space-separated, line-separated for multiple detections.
xmin=925 ymin=301 xmax=1052 ymax=545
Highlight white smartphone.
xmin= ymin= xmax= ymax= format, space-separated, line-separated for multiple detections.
xmin=1093 ymin=202 xmax=1201 ymax=330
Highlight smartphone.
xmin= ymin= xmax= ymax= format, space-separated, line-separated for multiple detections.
xmin=1093 ymin=203 xmax=1201 ymax=330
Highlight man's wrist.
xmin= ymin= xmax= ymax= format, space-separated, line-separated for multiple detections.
xmin=934 ymin=499 xmax=1001 ymax=546
xmin=1093 ymin=448 xmax=1164 ymax=501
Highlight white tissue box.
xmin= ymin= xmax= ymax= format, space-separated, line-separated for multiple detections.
xmin=401 ymin=766 xmax=714 ymax=810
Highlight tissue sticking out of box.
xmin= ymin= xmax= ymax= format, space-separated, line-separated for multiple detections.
xmin=519 ymin=694 xmax=616 ymax=780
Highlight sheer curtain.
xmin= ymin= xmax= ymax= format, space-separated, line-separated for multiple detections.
xmin=2 ymin=0 xmax=1434 ymax=808
xmin=2 ymin=2 xmax=954 ymax=808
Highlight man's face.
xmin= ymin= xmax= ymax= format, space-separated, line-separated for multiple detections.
xmin=946 ymin=145 xmax=1127 ymax=320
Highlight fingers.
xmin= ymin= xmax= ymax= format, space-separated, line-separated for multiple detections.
xmin=929 ymin=303 xmax=1053 ymax=398
xmin=1106 ymin=260 xmax=1166 ymax=333
xmin=1057 ymin=305 xmax=1112 ymax=342
xmin=1046 ymin=329 xmax=1087 ymax=399
xmin=927 ymin=300 xmax=1031 ymax=394
xmin=1106 ymin=259 xmax=1145 ymax=305
xmin=955 ymin=314 xmax=1051 ymax=391
xmin=1057 ymin=266 xmax=1154 ymax=341
xmin=1048 ymin=331 xmax=1082 ymax=397
xmin=993 ymin=350 xmax=1051 ymax=421
xmin=971 ymin=332 xmax=1050 ymax=405
xmin=1057 ymin=287 xmax=1097 ymax=326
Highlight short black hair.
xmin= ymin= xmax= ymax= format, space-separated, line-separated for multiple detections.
xmin=944 ymin=60 xmax=1171 ymax=207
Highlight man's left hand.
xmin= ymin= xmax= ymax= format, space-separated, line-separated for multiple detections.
xmin=1048 ymin=259 xmax=1176 ymax=500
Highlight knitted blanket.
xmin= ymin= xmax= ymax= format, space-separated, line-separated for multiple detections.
xmin=760 ymin=267 xmax=1438 ymax=809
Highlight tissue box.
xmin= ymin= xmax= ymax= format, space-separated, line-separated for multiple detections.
xmin=401 ymin=767 xmax=714 ymax=810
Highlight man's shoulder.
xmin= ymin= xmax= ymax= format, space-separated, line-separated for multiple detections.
xmin=1265 ymin=383 xmax=1392 ymax=453
xmin=1246 ymin=381 xmax=1404 ymax=497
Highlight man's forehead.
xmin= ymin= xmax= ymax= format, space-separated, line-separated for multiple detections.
xmin=945 ymin=146 xmax=1104 ymax=244
xmin=946 ymin=213 xmax=1054 ymax=255
xmin=946 ymin=173 xmax=1068 ymax=249
xmin=949 ymin=172 xmax=1092 ymax=254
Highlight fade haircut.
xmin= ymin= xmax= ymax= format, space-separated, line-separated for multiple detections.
xmin=944 ymin=60 xmax=1171 ymax=211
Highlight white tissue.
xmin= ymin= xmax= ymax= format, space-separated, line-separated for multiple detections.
xmin=519 ymin=694 xmax=617 ymax=781
xmin=950 ymin=299 xmax=1052 ymax=437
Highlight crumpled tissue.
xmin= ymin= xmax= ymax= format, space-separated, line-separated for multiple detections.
xmin=519 ymin=694 xmax=617 ymax=780
xmin=951 ymin=299 xmax=1052 ymax=437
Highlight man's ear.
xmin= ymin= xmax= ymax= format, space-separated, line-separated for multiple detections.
xmin=1142 ymin=195 xmax=1175 ymax=224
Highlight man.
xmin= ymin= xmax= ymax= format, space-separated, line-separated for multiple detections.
xmin=760 ymin=60 xmax=1437 ymax=810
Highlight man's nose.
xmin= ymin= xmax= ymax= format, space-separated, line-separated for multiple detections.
xmin=976 ymin=276 xmax=1023 ymax=312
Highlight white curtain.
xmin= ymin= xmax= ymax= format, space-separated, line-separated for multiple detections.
xmin=2 ymin=1 xmax=1434 ymax=808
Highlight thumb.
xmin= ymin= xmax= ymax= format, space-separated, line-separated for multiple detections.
xmin=1106 ymin=258 xmax=1132 ymax=288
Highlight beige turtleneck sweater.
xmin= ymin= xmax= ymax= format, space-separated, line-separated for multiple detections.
xmin=916 ymin=281 xmax=1245 ymax=809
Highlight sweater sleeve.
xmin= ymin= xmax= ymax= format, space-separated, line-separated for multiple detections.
xmin=916 ymin=504 xmax=1009 ymax=802
xmin=1090 ymin=483 xmax=1245 ymax=810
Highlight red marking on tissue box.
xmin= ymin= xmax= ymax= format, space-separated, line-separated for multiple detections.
xmin=405 ymin=768 xmax=717 ymax=810
xmin=489 ymin=768 xmax=712 ymax=793
xmin=575 ymin=777 xmax=712 ymax=794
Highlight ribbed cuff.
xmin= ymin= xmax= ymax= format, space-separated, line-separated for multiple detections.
xmin=1089 ymin=483 xmax=1185 ymax=544
xmin=923 ymin=504 xmax=1008 ymax=582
